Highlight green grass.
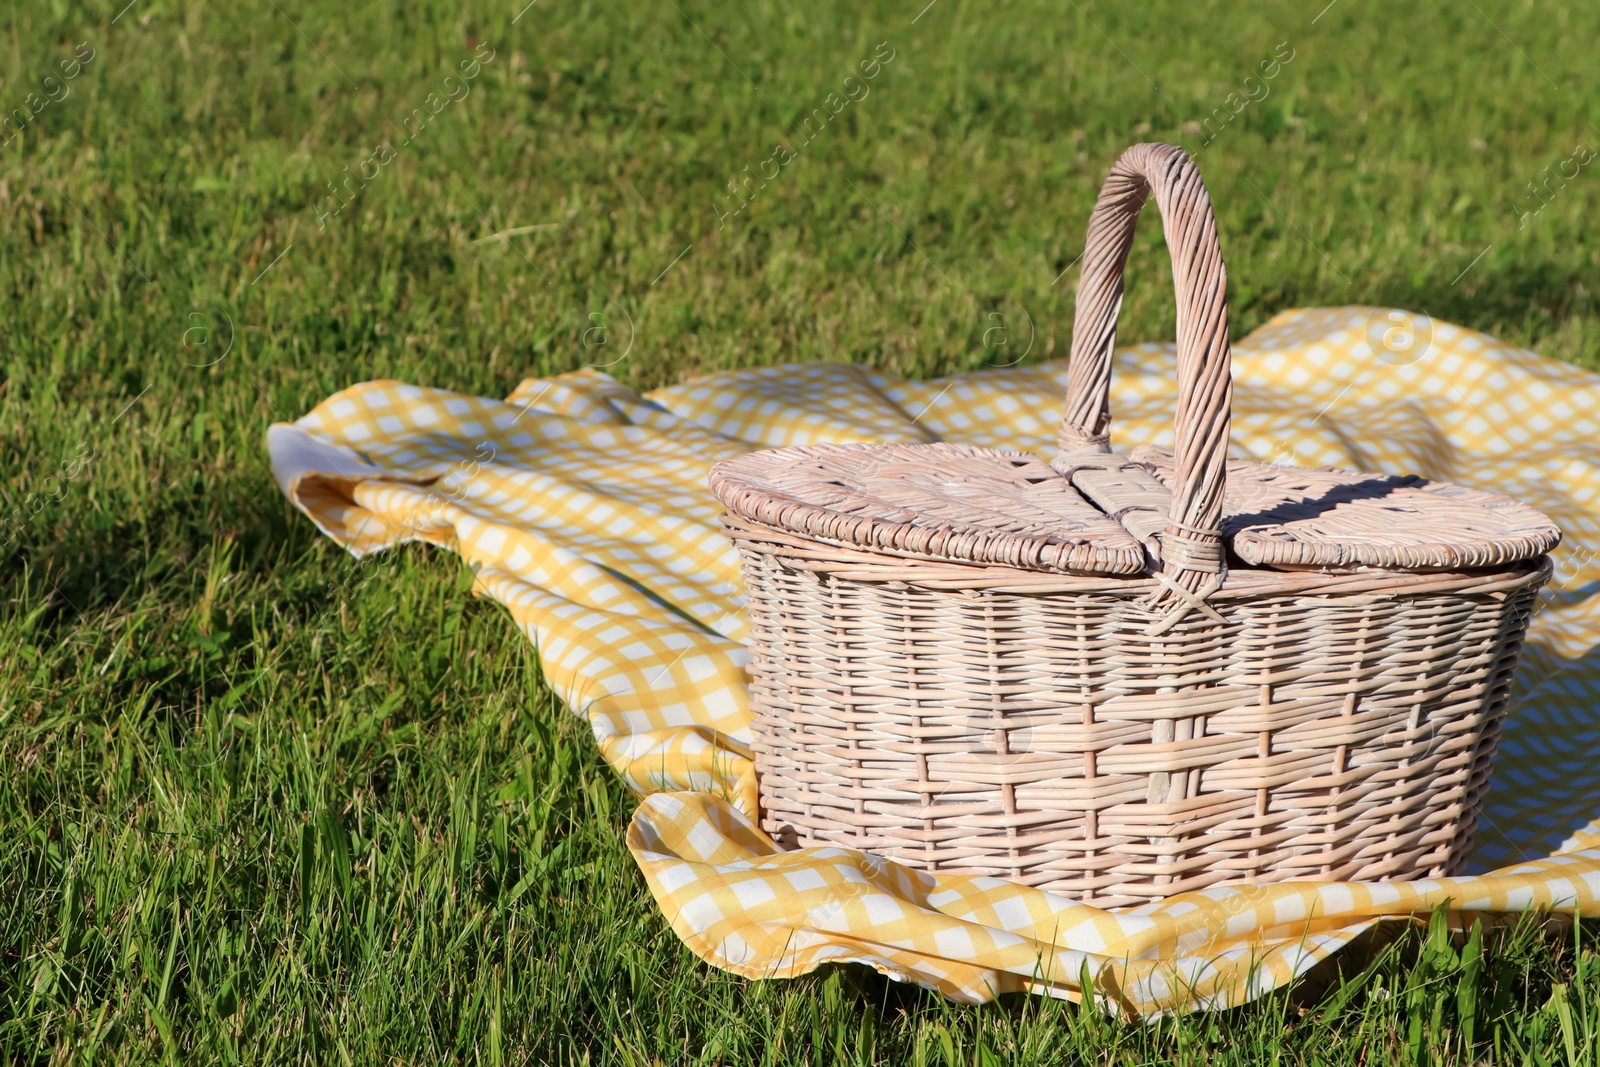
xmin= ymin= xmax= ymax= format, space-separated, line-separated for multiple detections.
xmin=3 ymin=0 xmax=1600 ymax=1062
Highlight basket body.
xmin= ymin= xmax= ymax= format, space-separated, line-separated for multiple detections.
xmin=731 ymin=518 xmax=1548 ymax=907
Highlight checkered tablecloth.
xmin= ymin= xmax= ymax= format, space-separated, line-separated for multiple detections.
xmin=269 ymin=307 xmax=1600 ymax=1015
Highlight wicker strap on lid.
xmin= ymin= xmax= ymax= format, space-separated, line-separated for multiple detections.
xmin=1057 ymin=143 xmax=1234 ymax=630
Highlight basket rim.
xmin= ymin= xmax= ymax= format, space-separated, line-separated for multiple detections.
xmin=722 ymin=512 xmax=1554 ymax=601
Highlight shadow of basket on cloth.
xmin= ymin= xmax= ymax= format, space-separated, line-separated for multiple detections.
xmin=709 ymin=142 xmax=1561 ymax=909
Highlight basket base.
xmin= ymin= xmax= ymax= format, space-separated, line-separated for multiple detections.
xmin=757 ymin=813 xmax=1475 ymax=910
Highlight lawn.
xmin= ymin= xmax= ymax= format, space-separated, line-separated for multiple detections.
xmin=3 ymin=0 xmax=1600 ymax=1063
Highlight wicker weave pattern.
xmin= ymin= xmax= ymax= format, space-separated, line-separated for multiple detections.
xmin=715 ymin=143 xmax=1557 ymax=904
xmin=733 ymin=518 xmax=1546 ymax=905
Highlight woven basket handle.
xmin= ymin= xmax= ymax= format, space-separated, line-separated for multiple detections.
xmin=1059 ymin=142 xmax=1234 ymax=618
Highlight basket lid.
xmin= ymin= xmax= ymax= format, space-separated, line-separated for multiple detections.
xmin=1129 ymin=446 xmax=1560 ymax=571
xmin=709 ymin=442 xmax=1149 ymax=576
xmin=711 ymin=440 xmax=1559 ymax=577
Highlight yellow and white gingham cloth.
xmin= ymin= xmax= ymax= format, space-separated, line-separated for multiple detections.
xmin=268 ymin=307 xmax=1600 ymax=1015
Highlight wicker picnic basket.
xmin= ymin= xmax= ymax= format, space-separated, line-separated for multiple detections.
xmin=709 ymin=143 xmax=1559 ymax=907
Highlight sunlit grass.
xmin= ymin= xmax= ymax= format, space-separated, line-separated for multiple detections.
xmin=3 ymin=0 xmax=1599 ymax=1062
